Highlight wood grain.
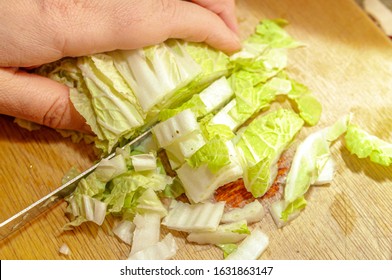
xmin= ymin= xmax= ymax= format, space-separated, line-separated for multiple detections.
xmin=1 ymin=0 xmax=392 ymax=260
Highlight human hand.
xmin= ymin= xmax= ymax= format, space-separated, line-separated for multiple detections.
xmin=0 ymin=0 xmax=240 ymax=132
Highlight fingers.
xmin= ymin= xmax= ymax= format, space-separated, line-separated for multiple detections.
xmin=190 ymin=0 xmax=239 ymax=34
xmin=55 ymin=0 xmax=241 ymax=58
xmin=0 ymin=68 xmax=91 ymax=132
xmin=1 ymin=0 xmax=241 ymax=68
xmin=159 ymin=0 xmax=241 ymax=53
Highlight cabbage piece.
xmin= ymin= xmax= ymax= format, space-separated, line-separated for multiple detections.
xmin=14 ymin=118 xmax=42 ymax=131
xmin=313 ymin=157 xmax=335 ymax=185
xmin=113 ymin=220 xmax=136 ymax=245
xmin=186 ymin=138 xmax=231 ymax=173
xmin=82 ymin=194 xmax=107 ymax=225
xmin=286 ymin=77 xmax=322 ymax=126
xmin=130 ymin=153 xmax=157 ymax=172
xmin=216 ymin=244 xmax=238 ymax=259
xmin=231 ymin=19 xmax=301 ymax=67
xmin=344 ymin=124 xmax=392 ymax=166
xmin=59 ymin=243 xmax=71 ymax=256
xmin=162 ymin=177 xmax=185 ymax=199
xmin=209 ymin=99 xmax=239 ymax=131
xmin=152 ymin=109 xmax=200 ymax=148
xmin=110 ymin=41 xmax=202 ymax=113
xmin=64 ymin=194 xmax=107 ymax=228
xmin=208 ymin=71 xmax=293 ymax=134
xmin=282 ymin=116 xmax=350 ymax=220
xmin=198 ymin=76 xmax=234 ymax=114
xmin=270 ymin=200 xmax=302 ymax=228
xmin=221 ymin=200 xmax=265 ymax=224
xmin=153 ymin=108 xmax=205 ymax=169
xmin=103 ymin=170 xmax=172 ymax=215
xmin=200 ymin=118 xmax=236 ymax=142
xmin=160 ymin=76 xmax=233 ymax=121
xmin=228 ymin=70 xmax=279 ymax=127
xmin=164 ymin=130 xmax=206 ymax=170
xmin=162 ymin=201 xmax=225 ymax=232
xmin=135 ymin=188 xmax=168 ymax=217
xmin=64 ymin=172 xmax=107 ymax=224
xmin=181 ymin=41 xmax=231 ymax=95
xmin=225 ymin=229 xmax=269 ymax=260
xmin=95 ymin=154 xmax=127 ymax=182
xmin=128 ymin=233 xmax=178 ymax=260
xmin=130 ymin=213 xmax=161 ymax=255
xmin=70 ymin=172 xmax=106 ymax=199
xmin=236 ymin=109 xmax=304 ymax=198
xmin=37 ymin=40 xmax=230 ymax=154
xmin=187 ymin=220 xmax=250 ymax=245
xmin=76 ymin=54 xmax=145 ymax=152
xmin=176 ymin=141 xmax=243 ymax=203
xmin=280 ymin=197 xmax=307 ymax=222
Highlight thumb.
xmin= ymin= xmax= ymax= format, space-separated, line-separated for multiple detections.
xmin=0 ymin=68 xmax=91 ymax=132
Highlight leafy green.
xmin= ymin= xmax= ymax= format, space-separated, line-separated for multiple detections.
xmin=159 ymin=76 xmax=233 ymax=121
xmin=95 ymin=154 xmax=127 ymax=182
xmin=345 ymin=124 xmax=392 ymax=166
xmin=236 ymin=109 xmax=304 ymax=197
xmin=111 ymin=41 xmax=201 ymax=114
xmin=161 ymin=177 xmax=185 ymax=199
xmin=287 ymin=78 xmax=322 ymax=126
xmin=37 ymin=40 xmax=230 ymax=154
xmin=187 ymin=220 xmax=250 ymax=245
xmin=187 ymin=139 xmax=231 ymax=173
xmin=231 ymin=19 xmax=301 ymax=68
xmin=282 ymin=116 xmax=350 ymax=219
xmin=280 ymin=196 xmax=307 ymax=221
xmin=216 ymin=244 xmax=238 ymax=259
xmin=176 ymin=141 xmax=243 ymax=203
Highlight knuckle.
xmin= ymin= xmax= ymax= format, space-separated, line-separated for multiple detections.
xmin=42 ymin=94 xmax=70 ymax=129
xmin=158 ymin=0 xmax=178 ymax=22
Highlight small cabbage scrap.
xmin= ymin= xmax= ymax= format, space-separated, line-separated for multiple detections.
xmin=225 ymin=229 xmax=269 ymax=260
xmin=345 ymin=124 xmax=392 ymax=166
xmin=187 ymin=220 xmax=250 ymax=245
xmin=281 ymin=115 xmax=350 ymax=221
xmin=128 ymin=233 xmax=178 ymax=260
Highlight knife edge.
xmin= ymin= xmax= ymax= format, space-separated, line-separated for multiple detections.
xmin=0 ymin=129 xmax=152 ymax=240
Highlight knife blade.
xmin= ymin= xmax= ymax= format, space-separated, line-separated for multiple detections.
xmin=0 ymin=129 xmax=152 ymax=241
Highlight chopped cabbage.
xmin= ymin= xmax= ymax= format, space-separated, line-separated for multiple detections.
xmin=162 ymin=201 xmax=225 ymax=232
xmin=282 ymin=116 xmax=350 ymax=220
xmin=225 ymin=229 xmax=269 ymax=260
xmin=113 ymin=220 xmax=135 ymax=245
xmin=130 ymin=153 xmax=157 ymax=172
xmin=345 ymin=124 xmax=392 ymax=166
xmin=221 ymin=200 xmax=265 ymax=224
xmin=236 ymin=109 xmax=304 ymax=197
xmin=130 ymin=213 xmax=161 ymax=255
xmin=187 ymin=220 xmax=250 ymax=245
xmin=128 ymin=233 xmax=178 ymax=260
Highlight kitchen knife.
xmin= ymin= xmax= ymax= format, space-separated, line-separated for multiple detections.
xmin=0 ymin=129 xmax=152 ymax=240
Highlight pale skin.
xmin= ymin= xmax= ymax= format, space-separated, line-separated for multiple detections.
xmin=0 ymin=0 xmax=241 ymax=132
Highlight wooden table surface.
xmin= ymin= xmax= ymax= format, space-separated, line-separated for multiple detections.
xmin=1 ymin=0 xmax=392 ymax=260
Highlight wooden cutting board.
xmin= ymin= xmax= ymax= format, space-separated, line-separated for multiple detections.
xmin=1 ymin=0 xmax=392 ymax=260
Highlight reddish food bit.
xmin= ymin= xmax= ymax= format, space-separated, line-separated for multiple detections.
xmin=214 ymin=178 xmax=255 ymax=208
xmin=214 ymin=156 xmax=290 ymax=208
